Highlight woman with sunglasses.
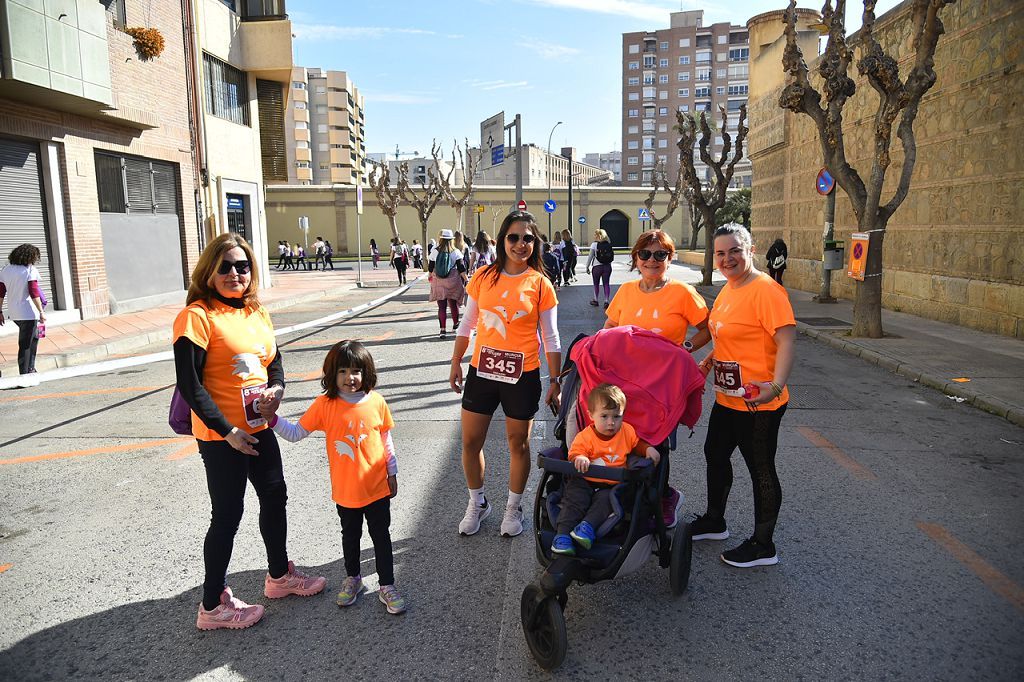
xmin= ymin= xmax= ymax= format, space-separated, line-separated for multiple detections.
xmin=690 ymin=224 xmax=795 ymax=568
xmin=603 ymin=229 xmax=711 ymax=528
xmin=449 ymin=211 xmax=562 ymax=538
xmin=173 ymin=233 xmax=325 ymax=631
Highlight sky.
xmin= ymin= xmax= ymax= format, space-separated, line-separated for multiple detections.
xmin=288 ymin=0 xmax=903 ymax=161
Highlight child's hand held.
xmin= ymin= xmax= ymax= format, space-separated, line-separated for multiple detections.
xmin=646 ymin=447 xmax=661 ymax=466
xmin=573 ymin=456 xmax=590 ymax=473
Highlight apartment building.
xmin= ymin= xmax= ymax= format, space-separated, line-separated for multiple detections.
xmin=583 ymin=151 xmax=622 ymax=182
xmin=386 ymin=156 xmax=462 ymax=188
xmin=473 ymin=145 xmax=613 ymax=187
xmin=284 ymin=68 xmax=366 ymax=186
xmin=621 ymin=9 xmax=752 ymax=188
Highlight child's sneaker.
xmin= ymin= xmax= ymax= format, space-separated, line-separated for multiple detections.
xmin=551 ymin=534 xmax=576 ymax=556
xmin=458 ymin=497 xmax=491 ymax=535
xmin=500 ymin=506 xmax=525 ymax=537
xmin=378 ymin=584 xmax=407 ymax=614
xmin=264 ymin=560 xmax=327 ymax=598
xmin=661 ymin=487 xmax=684 ymax=529
xmin=196 ymin=587 xmax=264 ymax=631
xmin=336 ymin=575 xmax=363 ymax=607
xmin=570 ymin=521 xmax=596 ymax=550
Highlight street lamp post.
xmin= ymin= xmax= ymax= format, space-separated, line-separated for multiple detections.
xmin=546 ymin=121 xmax=562 ymax=240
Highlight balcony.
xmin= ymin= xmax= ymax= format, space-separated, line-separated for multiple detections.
xmin=238 ymin=3 xmax=293 ymax=82
xmin=294 ymin=147 xmax=311 ymax=162
xmin=327 ymin=109 xmax=349 ymax=128
xmin=329 ymin=147 xmax=351 ymax=165
xmin=327 ymin=90 xmax=348 ymax=110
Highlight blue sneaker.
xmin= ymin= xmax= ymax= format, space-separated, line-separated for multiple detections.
xmin=570 ymin=521 xmax=596 ymax=550
xmin=551 ymin=534 xmax=576 ymax=555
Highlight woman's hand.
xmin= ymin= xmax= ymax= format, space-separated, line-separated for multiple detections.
xmin=226 ymin=427 xmax=259 ymax=456
xmin=545 ymin=382 xmax=561 ymax=415
xmin=258 ymin=386 xmax=282 ymax=418
xmin=573 ymin=456 xmax=590 ymax=473
xmin=449 ymin=361 xmax=464 ymax=394
xmin=744 ymin=381 xmax=781 ymax=407
xmin=387 ymin=474 xmax=398 ymax=498
xmin=645 ymin=446 xmax=661 ymax=466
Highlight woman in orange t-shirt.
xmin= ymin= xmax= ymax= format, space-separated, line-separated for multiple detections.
xmin=172 ymin=233 xmax=324 ymax=631
xmin=449 ymin=211 xmax=562 ymax=539
xmin=603 ymin=229 xmax=711 ymax=529
xmin=691 ymin=224 xmax=796 ymax=569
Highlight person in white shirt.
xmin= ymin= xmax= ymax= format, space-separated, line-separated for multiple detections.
xmin=0 ymin=243 xmax=46 ymax=376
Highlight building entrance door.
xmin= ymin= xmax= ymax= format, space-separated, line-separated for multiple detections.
xmin=600 ymin=210 xmax=630 ymax=248
xmin=226 ymin=194 xmax=249 ymax=242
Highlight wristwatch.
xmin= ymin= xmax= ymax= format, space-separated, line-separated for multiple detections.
xmin=683 ymin=340 xmax=694 ymax=351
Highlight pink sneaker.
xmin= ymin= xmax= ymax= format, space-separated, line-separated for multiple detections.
xmin=264 ymin=560 xmax=327 ymax=599
xmin=196 ymin=587 xmax=265 ymax=631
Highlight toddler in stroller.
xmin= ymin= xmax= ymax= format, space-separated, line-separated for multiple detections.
xmin=520 ymin=325 xmax=705 ymax=670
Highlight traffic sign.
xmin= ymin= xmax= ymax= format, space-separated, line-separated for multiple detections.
xmin=816 ymin=167 xmax=835 ymax=195
xmin=481 ymin=112 xmax=505 ymax=168
xmin=475 ymin=204 xmax=486 ymax=214
xmin=356 ymin=185 xmax=363 ymax=215
xmin=638 ymin=207 xmax=651 ymax=220
xmin=578 ymin=216 xmax=586 ymax=224
xmin=543 ymin=200 xmax=557 ymax=213
xmin=517 ymin=200 xmax=528 ymax=211
xmin=847 ymin=232 xmax=869 ymax=281
xmin=491 ymin=145 xmax=505 ymax=166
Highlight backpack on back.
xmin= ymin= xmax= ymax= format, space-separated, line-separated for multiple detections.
xmin=596 ymin=241 xmax=614 ymax=264
xmin=435 ymin=249 xmax=453 ymax=278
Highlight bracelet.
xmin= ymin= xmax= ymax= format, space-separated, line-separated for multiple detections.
xmin=769 ymin=381 xmax=783 ymax=398
xmin=683 ymin=340 xmax=694 ymax=351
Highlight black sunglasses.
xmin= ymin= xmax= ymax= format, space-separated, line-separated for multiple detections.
xmin=637 ymin=249 xmax=671 ymax=262
xmin=217 ymin=259 xmax=251 ymax=275
xmin=506 ymin=233 xmax=537 ymax=245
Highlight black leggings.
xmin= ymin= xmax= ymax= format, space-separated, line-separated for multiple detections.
xmin=15 ymin=319 xmax=39 ymax=374
xmin=199 ymin=428 xmax=289 ymax=610
xmin=337 ymin=496 xmax=394 ymax=586
xmin=703 ymin=402 xmax=787 ymax=545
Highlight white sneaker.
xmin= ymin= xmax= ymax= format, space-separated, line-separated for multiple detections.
xmin=500 ymin=506 xmax=525 ymax=537
xmin=458 ymin=498 xmax=491 ymax=535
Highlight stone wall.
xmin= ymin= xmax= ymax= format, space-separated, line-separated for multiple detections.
xmin=747 ymin=0 xmax=1023 ymax=337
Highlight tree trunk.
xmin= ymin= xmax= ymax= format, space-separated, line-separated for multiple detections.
xmin=421 ymin=221 xmax=429 ymax=252
xmin=689 ymin=218 xmax=700 ymax=250
xmin=700 ymin=207 xmax=716 ymax=285
xmin=457 ymin=207 xmax=464 ymax=235
xmin=388 ymin=215 xmax=400 ymax=240
xmin=852 ymin=222 xmax=886 ymax=338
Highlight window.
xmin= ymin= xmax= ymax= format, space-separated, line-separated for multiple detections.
xmin=659 ymin=91 xmax=668 ymax=100
xmin=643 ymin=152 xmax=655 ymax=164
xmin=659 ymin=41 xmax=668 ymax=50
xmin=318 ymin=143 xmax=328 ymax=151
xmin=296 ymin=140 xmax=308 ymax=149
xmin=695 ymin=87 xmax=711 ymax=98
xmin=628 ymin=61 xmax=639 ymax=70
xmin=658 ymin=106 xmax=668 ymax=116
xmin=659 ymin=58 xmax=668 ymax=67
xmin=727 ymin=100 xmax=744 ymax=111
xmin=678 ymin=88 xmax=689 ymax=97
xmin=643 ymin=55 xmax=656 ymax=67
xmin=628 ymin=92 xmax=640 ymax=101
xmin=292 ymin=81 xmax=306 ymax=90
xmin=642 ymin=87 xmax=656 ymax=98
xmin=696 ymin=50 xmax=711 ymax=64
xmin=658 ymin=155 xmax=668 ymax=163
xmin=728 ymin=84 xmax=749 ymax=96
xmin=642 ymin=171 xmax=652 ymax=183
xmin=627 ymin=140 xmax=639 ymax=149
xmin=642 ymin=138 xmax=654 ymax=149
xmin=717 ymin=68 xmax=728 ymax=79
xmin=316 ymin=104 xmax=326 ymax=114
xmin=730 ymin=31 xmax=749 ymax=45
xmin=696 ymin=35 xmax=712 ymax=48
xmin=295 ymin=161 xmax=310 ymax=168
xmin=627 ymin=156 xmax=639 ymax=165
xmin=679 ymin=38 xmax=690 ymax=48
xmin=627 ymin=172 xmax=638 ymax=181
xmin=678 ymin=72 xmax=689 ymax=81
xmin=294 ymin=101 xmax=306 ymax=110
xmin=716 ymin=86 xmax=725 ymax=95
xmin=658 ymin=139 xmax=667 ymax=148
xmin=659 ymin=123 xmax=667 ymax=132
xmin=728 ymin=64 xmax=749 ymax=79
xmin=659 ymin=75 xmax=668 ymax=84
xmin=294 ymin=121 xmax=307 ymax=129
xmin=316 ymin=123 xmax=327 ymax=133
xmin=628 ymin=77 xmax=639 ymax=86
xmin=697 ymin=68 xmax=711 ymax=81
xmin=643 ymin=75 xmax=655 ymax=85
xmin=203 ymin=53 xmax=249 ymax=126
xmin=95 ymin=152 xmax=179 ymax=215
xmin=678 ymin=104 xmax=689 ymax=112
xmin=718 ymin=35 xmax=727 ymax=44
xmin=717 ymin=52 xmax=727 ymax=62
xmin=628 ymin=108 xmax=639 ymax=117
xmin=102 ymin=0 xmax=126 ymax=27
xmin=315 ymin=85 xmax=326 ymax=94
xmin=628 ymin=125 xmax=639 ymax=134
xmin=729 ymin=48 xmax=749 ymax=61
xmin=629 ymin=44 xmax=640 ymax=54
xmin=319 ymin=162 xmax=329 ymax=170
xmin=678 ymin=56 xmax=690 ymax=65
xmin=696 ymin=102 xmax=711 ymax=111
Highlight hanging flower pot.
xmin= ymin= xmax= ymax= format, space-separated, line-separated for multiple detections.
xmin=125 ymin=27 xmax=165 ymax=60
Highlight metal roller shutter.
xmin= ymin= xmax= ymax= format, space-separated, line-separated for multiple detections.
xmin=0 ymin=137 xmax=54 ymax=302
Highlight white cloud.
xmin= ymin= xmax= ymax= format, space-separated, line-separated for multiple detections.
xmin=515 ymin=38 xmax=581 ymax=60
xmin=293 ymin=24 xmax=462 ymax=41
xmin=463 ymin=78 xmax=532 ymax=91
xmin=525 ymin=0 xmax=687 ymax=22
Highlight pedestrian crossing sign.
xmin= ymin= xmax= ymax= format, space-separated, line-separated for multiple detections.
xmin=638 ymin=208 xmax=650 ymax=220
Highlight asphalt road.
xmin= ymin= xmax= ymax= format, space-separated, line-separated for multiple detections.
xmin=1 ymin=261 xmax=1021 ymax=681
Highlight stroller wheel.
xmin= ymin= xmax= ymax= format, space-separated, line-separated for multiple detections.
xmin=670 ymin=522 xmax=693 ymax=596
xmin=521 ymin=584 xmax=568 ymax=670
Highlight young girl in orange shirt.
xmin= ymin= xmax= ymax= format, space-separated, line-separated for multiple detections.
xmin=258 ymin=340 xmax=407 ymax=614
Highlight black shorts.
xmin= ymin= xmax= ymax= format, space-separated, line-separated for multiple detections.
xmin=462 ymin=366 xmax=542 ymax=421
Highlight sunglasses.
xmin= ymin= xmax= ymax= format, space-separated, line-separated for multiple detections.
xmin=217 ymin=259 xmax=251 ymax=275
xmin=637 ymin=249 xmax=671 ymax=262
xmin=505 ymin=233 xmax=537 ymax=245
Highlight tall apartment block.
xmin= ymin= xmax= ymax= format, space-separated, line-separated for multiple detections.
xmin=621 ymin=10 xmax=752 ymax=188
xmin=285 ymin=68 xmax=366 ymax=185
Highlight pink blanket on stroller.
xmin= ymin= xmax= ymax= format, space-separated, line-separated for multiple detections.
xmin=570 ymin=325 xmax=705 ymax=445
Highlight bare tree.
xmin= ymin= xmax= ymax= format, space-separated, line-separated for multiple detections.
xmin=368 ymin=161 xmax=402 ymax=240
xmin=642 ymin=159 xmax=686 ymax=232
xmin=780 ymin=0 xmax=955 ymax=337
xmin=398 ymin=140 xmax=446 ymax=247
xmin=686 ymin=198 xmax=705 ymax=250
xmin=438 ymin=138 xmax=481 ymax=235
xmin=676 ymin=104 xmax=749 ymax=285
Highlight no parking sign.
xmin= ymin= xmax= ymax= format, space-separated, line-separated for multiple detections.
xmin=847 ymin=232 xmax=869 ymax=281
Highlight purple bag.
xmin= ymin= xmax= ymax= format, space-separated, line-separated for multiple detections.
xmin=168 ymin=387 xmax=193 ymax=435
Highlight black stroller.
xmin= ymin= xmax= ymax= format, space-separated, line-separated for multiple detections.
xmin=520 ymin=327 xmax=706 ymax=670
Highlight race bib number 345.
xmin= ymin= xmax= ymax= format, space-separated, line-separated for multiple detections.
xmin=477 ymin=346 xmax=524 ymax=384
xmin=712 ymin=360 xmax=744 ymax=397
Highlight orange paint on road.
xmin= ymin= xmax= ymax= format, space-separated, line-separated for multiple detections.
xmin=796 ymin=426 xmax=878 ymax=481
xmin=917 ymin=521 xmax=1024 ymax=614
xmin=0 ymin=437 xmax=191 ymax=466
xmin=0 ymin=385 xmax=167 ymax=403
xmin=165 ymin=441 xmax=199 ymax=461
xmin=286 ymin=370 xmax=323 ymax=381
xmin=0 ymin=563 xmax=12 ymax=574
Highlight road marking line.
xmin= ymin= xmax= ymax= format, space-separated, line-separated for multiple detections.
xmin=0 ymin=563 xmax=12 ymax=574
xmin=796 ymin=426 xmax=878 ymax=481
xmin=0 ymin=385 xmax=165 ymax=403
xmin=0 ymin=436 xmax=192 ymax=466
xmin=165 ymin=441 xmax=199 ymax=461
xmin=917 ymin=521 xmax=1024 ymax=614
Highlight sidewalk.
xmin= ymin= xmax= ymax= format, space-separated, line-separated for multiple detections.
xmin=0 ymin=261 xmax=415 ymax=375
xmin=695 ymin=281 xmax=1024 ymax=427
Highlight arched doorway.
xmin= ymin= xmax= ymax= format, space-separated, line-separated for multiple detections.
xmin=600 ymin=210 xmax=629 ymax=247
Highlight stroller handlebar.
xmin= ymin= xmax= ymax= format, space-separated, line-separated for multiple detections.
xmin=536 ymin=455 xmax=655 ymax=482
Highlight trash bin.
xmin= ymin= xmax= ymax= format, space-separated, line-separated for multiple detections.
xmin=823 ymin=240 xmax=845 ymax=270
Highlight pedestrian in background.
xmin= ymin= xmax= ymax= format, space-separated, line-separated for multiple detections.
xmin=411 ymin=240 xmax=424 ymax=269
xmin=282 ymin=243 xmax=294 ymax=270
xmin=766 ymin=238 xmax=788 ymax=286
xmin=449 ymin=211 xmax=561 ymax=538
xmin=0 ymin=243 xmax=46 ymax=379
xmin=470 ymin=230 xmax=495 ymax=275
xmin=561 ymin=229 xmax=578 ymax=285
xmin=692 ymin=224 xmax=795 ymax=569
xmin=370 ymin=238 xmax=380 ymax=269
xmin=293 ymin=243 xmax=307 ymax=271
xmin=429 ymin=229 xmax=467 ymax=338
xmin=172 ymin=232 xmax=325 ymax=631
xmin=585 ymin=228 xmax=615 ymax=308
xmin=312 ymin=236 xmax=326 ymax=270
xmin=322 ymin=240 xmax=334 ymax=270
xmin=390 ymin=237 xmax=408 ymax=285
xmin=259 ymin=340 xmax=407 ymax=615
xmin=275 ymin=241 xmax=287 ymax=269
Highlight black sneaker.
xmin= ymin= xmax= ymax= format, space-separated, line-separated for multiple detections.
xmin=721 ymin=538 xmax=778 ymax=568
xmin=689 ymin=514 xmax=729 ymax=541
xmin=439 ymin=329 xmax=446 ymax=338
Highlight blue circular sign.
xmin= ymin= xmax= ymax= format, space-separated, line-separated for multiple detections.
xmin=816 ymin=168 xmax=835 ymax=195
xmin=543 ymin=200 xmax=557 ymax=213
xmin=578 ymin=216 xmax=586 ymax=224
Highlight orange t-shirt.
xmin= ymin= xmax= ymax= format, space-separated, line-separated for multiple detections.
xmin=298 ymin=391 xmax=395 ymax=509
xmin=568 ymin=422 xmax=646 ymax=484
xmin=173 ymin=300 xmax=277 ymax=441
xmin=606 ymin=279 xmax=708 ymax=345
xmin=466 ymin=266 xmax=558 ymax=372
xmin=707 ymin=273 xmax=795 ymax=411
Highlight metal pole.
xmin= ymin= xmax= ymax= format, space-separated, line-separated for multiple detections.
xmin=819 ymin=190 xmax=836 ymax=302
xmin=514 ymin=113 xmax=523 ymax=204
xmin=546 ymin=121 xmax=562 ymax=241
xmin=356 ymin=212 xmax=363 ymax=287
xmin=567 ymin=149 xmax=573 ymax=238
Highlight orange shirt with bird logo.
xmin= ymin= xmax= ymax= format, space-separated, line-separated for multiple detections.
xmin=298 ymin=392 xmax=395 ymax=508
xmin=466 ymin=266 xmax=557 ymax=372
xmin=606 ymin=279 xmax=708 ymax=345
xmin=173 ymin=300 xmax=276 ymax=441
xmin=568 ymin=422 xmax=645 ymax=484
